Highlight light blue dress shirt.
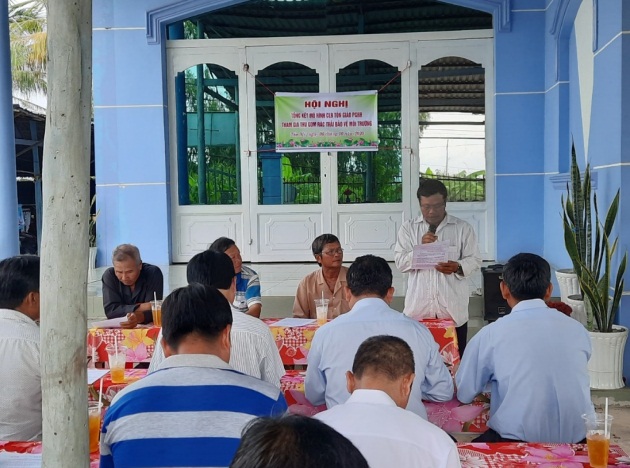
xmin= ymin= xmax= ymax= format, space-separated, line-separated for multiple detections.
xmin=455 ymin=298 xmax=594 ymax=443
xmin=305 ymin=297 xmax=454 ymax=419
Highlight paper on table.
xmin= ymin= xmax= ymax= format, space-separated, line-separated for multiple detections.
xmin=272 ymin=318 xmax=317 ymax=327
xmin=0 ymin=452 xmax=42 ymax=467
xmin=90 ymin=317 xmax=126 ymax=328
xmin=87 ymin=368 xmax=110 ymax=385
xmin=412 ymin=241 xmax=450 ymax=269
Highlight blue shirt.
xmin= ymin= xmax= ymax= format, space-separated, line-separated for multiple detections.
xmin=305 ymin=298 xmax=453 ymax=419
xmin=233 ymin=265 xmax=261 ymax=313
xmin=100 ymin=354 xmax=287 ymax=468
xmin=455 ymin=298 xmax=593 ymax=443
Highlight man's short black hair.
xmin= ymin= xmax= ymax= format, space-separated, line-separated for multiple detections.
xmin=417 ymin=178 xmax=448 ymax=200
xmin=502 ymin=252 xmax=551 ymax=301
xmin=352 ymin=335 xmax=415 ymax=381
xmin=187 ymin=250 xmax=235 ymax=290
xmin=346 ymin=255 xmax=392 ymax=298
xmin=209 ymin=237 xmax=236 ymax=253
xmin=0 ymin=255 xmax=40 ymax=310
xmin=311 ymin=234 xmax=340 ymax=256
xmin=230 ymin=415 xmax=369 ymax=468
xmin=162 ymin=283 xmax=233 ymax=351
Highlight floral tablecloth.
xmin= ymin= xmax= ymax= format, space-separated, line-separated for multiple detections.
xmin=456 ymin=442 xmax=630 ymax=467
xmin=0 ymin=440 xmax=99 ymax=467
xmin=264 ymin=317 xmax=460 ymax=368
xmin=88 ymin=368 xmax=148 ymax=406
xmin=88 ymin=326 xmax=161 ymax=364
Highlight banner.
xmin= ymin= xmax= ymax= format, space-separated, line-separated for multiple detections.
xmin=274 ymin=91 xmax=378 ymax=152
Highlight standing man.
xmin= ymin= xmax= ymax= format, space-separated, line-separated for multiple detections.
xmin=305 ymin=255 xmax=453 ymax=419
xmin=456 ymin=253 xmax=593 ymax=443
xmin=395 ymin=179 xmax=481 ymax=356
xmin=100 ymin=284 xmax=287 ymax=468
xmin=210 ymin=237 xmax=262 ymax=318
xmin=293 ymin=234 xmax=351 ymax=319
xmin=0 ymin=255 xmax=41 ymax=441
xmin=315 ymin=335 xmax=460 ymax=468
xmin=102 ymin=244 xmax=163 ymax=328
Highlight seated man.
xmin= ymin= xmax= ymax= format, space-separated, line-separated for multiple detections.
xmin=305 ymin=255 xmax=453 ymax=419
xmin=230 ymin=415 xmax=369 ymax=468
xmin=0 ymin=255 xmax=41 ymax=441
xmin=100 ymin=284 xmax=287 ymax=468
xmin=456 ymin=252 xmax=593 ymax=443
xmin=316 ymin=335 xmax=460 ymax=468
xmin=210 ymin=237 xmax=262 ymax=318
xmin=102 ymin=244 xmax=163 ymax=328
xmin=148 ymin=250 xmax=285 ymax=387
xmin=293 ymin=234 xmax=351 ymax=319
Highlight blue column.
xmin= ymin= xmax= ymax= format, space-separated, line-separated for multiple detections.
xmin=0 ymin=2 xmax=20 ymax=260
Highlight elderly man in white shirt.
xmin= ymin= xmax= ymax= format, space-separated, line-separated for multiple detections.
xmin=148 ymin=250 xmax=284 ymax=387
xmin=316 ymin=335 xmax=460 ymax=468
xmin=395 ymin=178 xmax=481 ymax=356
xmin=0 ymin=255 xmax=41 ymax=441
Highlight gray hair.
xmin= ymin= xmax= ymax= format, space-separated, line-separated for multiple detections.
xmin=112 ymin=244 xmax=141 ymax=265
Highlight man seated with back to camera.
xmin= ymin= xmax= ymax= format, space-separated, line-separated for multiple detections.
xmin=148 ymin=249 xmax=284 ymax=387
xmin=315 ymin=335 xmax=461 ymax=468
xmin=305 ymin=254 xmax=453 ymax=419
xmin=100 ymin=283 xmax=287 ymax=468
xmin=456 ymin=252 xmax=594 ymax=443
xmin=101 ymin=244 xmax=163 ymax=329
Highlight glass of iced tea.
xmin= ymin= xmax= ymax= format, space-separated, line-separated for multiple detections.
xmin=151 ymin=300 xmax=163 ymax=327
xmin=583 ymin=412 xmax=613 ymax=468
xmin=105 ymin=344 xmax=127 ymax=384
xmin=88 ymin=402 xmax=102 ymax=453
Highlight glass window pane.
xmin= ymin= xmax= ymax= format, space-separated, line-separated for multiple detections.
xmin=337 ymin=60 xmax=402 ymax=204
xmin=418 ymin=57 xmax=485 ymax=202
xmin=179 ymin=63 xmax=240 ymax=206
xmin=256 ymin=62 xmax=321 ymax=205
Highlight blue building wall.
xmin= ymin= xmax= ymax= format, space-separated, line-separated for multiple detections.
xmin=93 ymin=0 xmax=630 ymax=381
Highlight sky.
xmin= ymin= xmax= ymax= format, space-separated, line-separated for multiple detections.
xmin=419 ymin=112 xmax=486 ymax=175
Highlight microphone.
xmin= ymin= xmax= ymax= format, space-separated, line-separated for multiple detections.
xmin=428 ymin=224 xmax=438 ymax=235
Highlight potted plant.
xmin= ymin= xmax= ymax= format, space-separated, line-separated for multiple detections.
xmin=562 ymin=146 xmax=628 ymax=389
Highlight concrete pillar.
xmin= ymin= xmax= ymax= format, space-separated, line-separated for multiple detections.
xmin=0 ymin=2 xmax=20 ymax=260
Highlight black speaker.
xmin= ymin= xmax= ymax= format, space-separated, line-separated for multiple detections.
xmin=482 ymin=264 xmax=512 ymax=322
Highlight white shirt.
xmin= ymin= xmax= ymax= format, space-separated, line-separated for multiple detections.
xmin=148 ymin=311 xmax=285 ymax=388
xmin=394 ymin=214 xmax=481 ymax=326
xmin=316 ymin=389 xmax=461 ymax=468
xmin=0 ymin=309 xmax=42 ymax=441
xmin=305 ymin=298 xmax=453 ymax=419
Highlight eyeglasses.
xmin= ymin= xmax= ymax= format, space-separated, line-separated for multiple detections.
xmin=420 ymin=203 xmax=446 ymax=212
xmin=322 ymin=248 xmax=344 ymax=256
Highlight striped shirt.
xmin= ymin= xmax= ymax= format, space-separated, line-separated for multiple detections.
xmin=232 ymin=265 xmax=261 ymax=314
xmin=100 ymin=354 xmax=287 ymax=468
xmin=148 ymin=312 xmax=285 ymax=387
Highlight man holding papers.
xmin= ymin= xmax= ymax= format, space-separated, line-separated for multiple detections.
xmin=394 ymin=179 xmax=481 ymax=357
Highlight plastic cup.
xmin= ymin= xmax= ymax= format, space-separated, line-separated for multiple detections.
xmin=314 ymin=298 xmax=329 ymax=325
xmin=88 ymin=402 xmax=102 ymax=453
xmin=583 ymin=413 xmax=613 ymax=468
xmin=106 ymin=344 xmax=127 ymax=384
xmin=151 ymin=300 xmax=163 ymax=327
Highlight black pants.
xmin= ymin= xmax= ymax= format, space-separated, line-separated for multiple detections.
xmin=456 ymin=322 xmax=468 ymax=358
xmin=473 ymin=428 xmax=587 ymax=444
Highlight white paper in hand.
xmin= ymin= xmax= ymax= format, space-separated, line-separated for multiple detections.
xmin=90 ymin=316 xmax=127 ymax=328
xmin=412 ymin=240 xmax=450 ymax=269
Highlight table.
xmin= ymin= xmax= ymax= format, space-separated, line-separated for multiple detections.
xmin=456 ymin=442 xmax=630 ymax=467
xmin=279 ymin=370 xmax=488 ymax=433
xmin=264 ymin=317 xmax=460 ymax=369
xmin=88 ymin=326 xmax=161 ymax=364
xmin=3 ymin=440 xmax=626 ymax=467
xmin=88 ymin=368 xmax=148 ymax=406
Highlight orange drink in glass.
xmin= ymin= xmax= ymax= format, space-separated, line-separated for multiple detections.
xmin=583 ymin=412 xmax=613 ymax=468
xmin=105 ymin=344 xmax=127 ymax=384
xmin=152 ymin=300 xmax=163 ymax=327
xmin=88 ymin=402 xmax=102 ymax=453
